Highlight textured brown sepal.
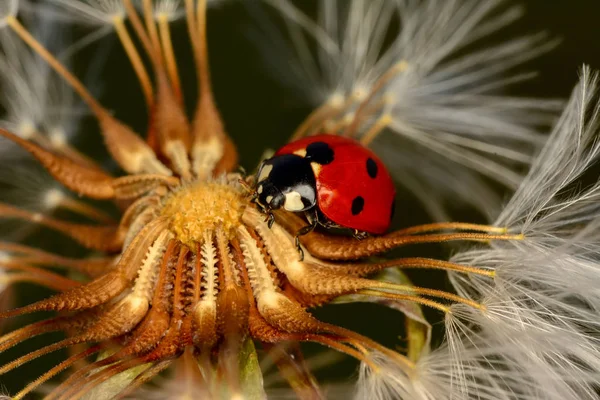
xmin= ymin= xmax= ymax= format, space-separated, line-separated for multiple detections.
xmin=0 ymin=203 xmax=122 ymax=252
xmin=0 ymin=269 xmax=129 ymax=319
xmin=262 ymin=343 xmax=326 ymax=400
xmin=0 ymin=128 xmax=115 ymax=199
xmin=112 ymin=174 xmax=179 ymax=200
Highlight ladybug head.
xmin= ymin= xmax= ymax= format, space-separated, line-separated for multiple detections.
xmin=255 ymin=180 xmax=286 ymax=211
xmin=254 ymin=154 xmax=317 ymax=213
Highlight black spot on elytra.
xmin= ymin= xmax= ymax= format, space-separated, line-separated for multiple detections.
xmin=305 ymin=142 xmax=334 ymax=165
xmin=366 ymin=158 xmax=378 ymax=178
xmin=390 ymin=201 xmax=396 ymax=221
xmin=351 ymin=196 xmax=365 ymax=215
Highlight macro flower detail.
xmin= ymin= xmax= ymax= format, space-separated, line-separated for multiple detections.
xmin=256 ymin=0 xmax=562 ymax=220
xmin=351 ymin=67 xmax=600 ymax=400
xmin=0 ymin=1 xmax=598 ymax=400
xmin=0 ymin=0 xmax=522 ymax=394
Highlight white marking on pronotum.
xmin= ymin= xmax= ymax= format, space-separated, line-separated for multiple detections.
xmin=283 ymin=191 xmax=305 ymax=211
xmin=258 ymin=164 xmax=273 ymax=182
xmin=293 ymin=149 xmax=307 ymax=157
xmin=310 ymin=163 xmax=322 ymax=177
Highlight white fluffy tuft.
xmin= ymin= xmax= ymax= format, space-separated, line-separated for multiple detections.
xmin=0 ymin=19 xmax=92 ymax=154
xmin=443 ymin=68 xmax=600 ymax=400
xmin=150 ymin=0 xmax=185 ymax=22
xmin=50 ymin=0 xmax=125 ymax=25
xmin=0 ymin=0 xmax=18 ymax=28
xmin=256 ymin=0 xmax=562 ymax=220
xmin=355 ymin=68 xmax=600 ymax=399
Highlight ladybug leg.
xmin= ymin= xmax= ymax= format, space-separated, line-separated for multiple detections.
xmin=294 ymin=211 xmax=319 ymax=261
xmin=353 ymin=230 xmax=369 ymax=240
xmin=267 ymin=212 xmax=276 ymax=229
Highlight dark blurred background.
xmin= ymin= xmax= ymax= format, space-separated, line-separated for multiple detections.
xmin=1 ymin=0 xmax=600 ymax=396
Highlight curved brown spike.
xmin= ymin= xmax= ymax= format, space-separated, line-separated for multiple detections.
xmin=0 ymin=129 xmax=115 ymax=199
xmin=115 ymin=359 xmax=173 ymax=400
xmin=63 ymin=357 xmax=142 ymax=400
xmin=323 ymin=257 xmax=496 ymax=277
xmin=154 ymin=71 xmax=193 ymax=178
xmin=281 ymin=280 xmax=336 ymax=309
xmin=46 ymin=353 xmax=119 ymax=400
xmin=70 ymin=313 xmax=187 ymax=399
xmin=0 ymin=241 xmax=113 ymax=274
xmin=67 ymin=241 xmax=178 ymax=383
xmin=98 ymin=115 xmax=173 ymax=176
xmin=0 ymin=203 xmax=121 ymax=252
xmin=0 ymin=335 xmax=92 ymax=375
xmin=112 ymin=174 xmax=179 ymax=200
xmin=17 ymin=294 xmax=151 ymax=393
xmin=3 ymin=271 xmax=79 ymax=292
xmin=0 ymin=256 xmax=85 ymax=289
xmin=393 ymin=222 xmax=508 ymax=235
xmin=0 ymin=218 xmax=169 ymax=319
xmin=189 ymin=0 xmax=238 ymax=179
xmin=2 ymin=19 xmax=170 ymax=177
xmin=118 ymin=194 xmax=161 ymax=228
xmin=0 ymin=269 xmax=127 ymax=319
xmin=51 ymin=313 xmax=162 ymax=400
xmin=280 ymin=260 xmax=467 ymax=310
xmin=61 ymin=239 xmax=178 ymax=391
xmin=245 ymin=292 xmax=370 ymax=371
xmin=73 ymin=322 xmax=185 ymax=399
xmin=0 ymin=313 xmax=92 ymax=353
xmin=240 ymin=252 xmax=359 ymax=370
xmin=262 ymin=342 xmax=325 ymax=400
xmin=317 ymin=321 xmax=414 ymax=372
xmin=274 ymin=211 xmax=522 ymax=260
xmin=13 ymin=344 xmax=103 ymax=400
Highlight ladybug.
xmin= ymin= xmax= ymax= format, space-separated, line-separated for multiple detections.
xmin=253 ymin=134 xmax=396 ymax=258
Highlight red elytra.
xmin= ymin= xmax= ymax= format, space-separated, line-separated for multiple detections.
xmin=275 ymin=134 xmax=396 ymax=234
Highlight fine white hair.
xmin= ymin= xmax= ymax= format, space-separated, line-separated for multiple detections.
xmin=254 ymin=0 xmax=562 ymax=220
xmin=355 ymin=67 xmax=600 ymax=400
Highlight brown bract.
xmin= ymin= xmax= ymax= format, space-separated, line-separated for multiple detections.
xmin=0 ymin=2 xmax=523 ymax=399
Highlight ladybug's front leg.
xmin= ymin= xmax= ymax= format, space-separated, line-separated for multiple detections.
xmin=353 ymin=230 xmax=369 ymax=240
xmin=294 ymin=210 xmax=319 ymax=261
xmin=266 ymin=212 xmax=275 ymax=229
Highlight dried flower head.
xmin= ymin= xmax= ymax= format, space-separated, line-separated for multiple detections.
xmin=0 ymin=1 xmax=595 ymax=400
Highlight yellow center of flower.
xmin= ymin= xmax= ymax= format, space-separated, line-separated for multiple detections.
xmin=161 ymin=180 xmax=246 ymax=247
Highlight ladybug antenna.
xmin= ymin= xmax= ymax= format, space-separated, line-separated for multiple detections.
xmin=237 ymin=178 xmax=254 ymax=194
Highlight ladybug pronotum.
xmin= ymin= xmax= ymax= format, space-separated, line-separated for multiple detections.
xmin=253 ymin=134 xmax=396 ymax=258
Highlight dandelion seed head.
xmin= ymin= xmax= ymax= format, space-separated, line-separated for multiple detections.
xmin=0 ymin=1 xmax=596 ymax=399
xmin=152 ymin=0 xmax=185 ymax=22
xmin=15 ymin=120 xmax=35 ymax=139
xmin=43 ymin=188 xmax=65 ymax=210
xmin=52 ymin=0 xmax=126 ymax=25
xmin=258 ymin=0 xmax=562 ymax=221
xmin=434 ymin=68 xmax=600 ymax=400
xmin=48 ymin=128 xmax=67 ymax=149
xmin=0 ymin=0 xmax=18 ymax=28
